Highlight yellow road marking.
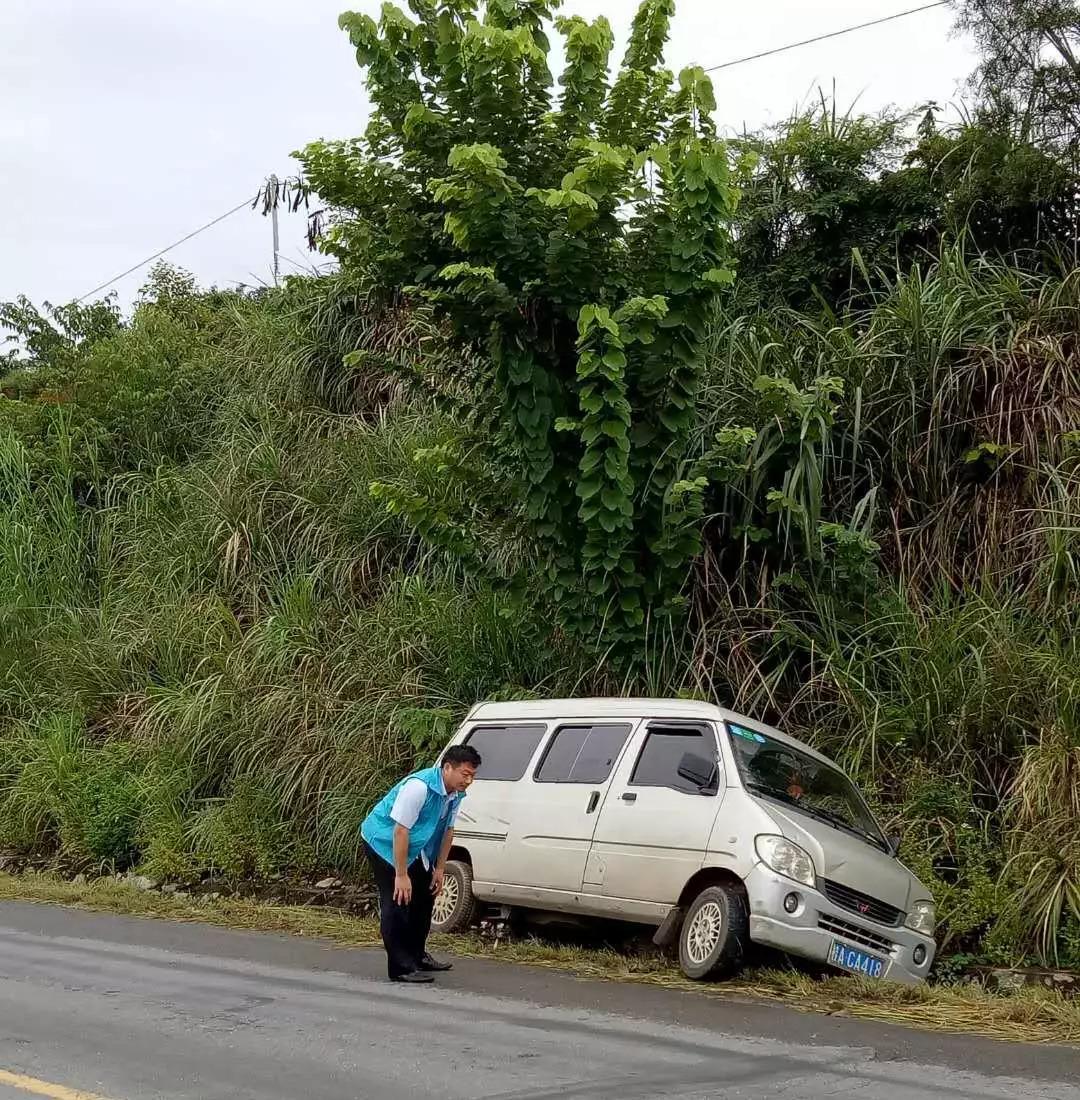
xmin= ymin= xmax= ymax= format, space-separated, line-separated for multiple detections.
xmin=0 ymin=1070 xmax=117 ymax=1100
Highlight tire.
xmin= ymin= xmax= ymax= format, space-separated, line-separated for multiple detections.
xmin=677 ymin=883 xmax=749 ymax=980
xmin=431 ymin=858 xmax=478 ymax=934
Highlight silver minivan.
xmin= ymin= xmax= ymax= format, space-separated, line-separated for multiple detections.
xmin=431 ymin=698 xmax=937 ymax=984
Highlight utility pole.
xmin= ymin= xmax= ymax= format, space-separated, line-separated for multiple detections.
xmin=269 ymin=174 xmax=281 ymax=287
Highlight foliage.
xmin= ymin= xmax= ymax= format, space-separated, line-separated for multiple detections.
xmin=732 ymin=98 xmax=1078 ymax=311
xmin=697 ymin=243 xmax=1080 ymax=610
xmin=190 ymin=780 xmax=306 ymax=882
xmin=295 ymin=0 xmax=746 ymax=651
xmin=0 ymin=264 xmax=247 ymax=482
xmin=733 ymin=102 xmax=937 ymax=309
xmin=996 ymin=730 xmax=1080 ymax=962
xmin=1 ymin=294 xmax=121 ymax=377
xmin=880 ymin=767 xmax=1002 ymax=957
xmin=910 ymin=110 xmax=1078 ymax=262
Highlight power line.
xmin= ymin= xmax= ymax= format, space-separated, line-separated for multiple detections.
xmin=75 ymin=195 xmax=257 ymax=302
xmin=704 ymin=2 xmax=949 ymax=74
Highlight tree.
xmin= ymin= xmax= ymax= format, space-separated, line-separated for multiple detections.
xmin=1 ymin=295 xmax=121 ymax=383
xmin=731 ymin=96 xmax=1078 ymax=311
xmin=732 ymin=100 xmax=939 ymax=310
xmin=295 ymin=0 xmax=744 ymax=649
xmin=910 ymin=110 xmax=1077 ymax=261
xmin=953 ymin=0 xmax=1080 ymax=152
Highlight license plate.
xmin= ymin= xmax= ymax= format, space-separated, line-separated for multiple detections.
xmin=829 ymin=940 xmax=885 ymax=979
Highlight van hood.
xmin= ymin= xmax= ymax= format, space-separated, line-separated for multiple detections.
xmin=761 ymin=803 xmax=919 ymax=912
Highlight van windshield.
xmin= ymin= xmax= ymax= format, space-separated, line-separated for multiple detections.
xmin=726 ymin=723 xmax=889 ymax=853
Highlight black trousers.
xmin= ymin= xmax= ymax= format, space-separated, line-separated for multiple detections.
xmin=364 ymin=841 xmax=435 ymax=979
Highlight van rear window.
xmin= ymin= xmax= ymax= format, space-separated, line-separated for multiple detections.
xmin=534 ymin=724 xmax=632 ymax=783
xmin=463 ymin=724 xmax=546 ymax=781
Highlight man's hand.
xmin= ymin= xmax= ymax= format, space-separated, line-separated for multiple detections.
xmin=431 ymin=866 xmax=445 ymax=896
xmin=393 ymin=873 xmax=412 ymax=906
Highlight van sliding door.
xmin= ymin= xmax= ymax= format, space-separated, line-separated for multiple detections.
xmin=496 ymin=719 xmax=638 ymax=895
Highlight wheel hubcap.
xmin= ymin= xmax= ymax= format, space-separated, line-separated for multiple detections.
xmin=432 ymin=873 xmax=460 ymax=926
xmin=686 ymin=901 xmax=724 ymax=966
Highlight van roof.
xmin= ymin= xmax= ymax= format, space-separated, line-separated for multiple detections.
xmin=465 ymin=697 xmax=836 ymax=768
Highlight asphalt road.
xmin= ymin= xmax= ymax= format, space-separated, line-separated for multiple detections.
xmin=0 ymin=902 xmax=1076 ymax=1100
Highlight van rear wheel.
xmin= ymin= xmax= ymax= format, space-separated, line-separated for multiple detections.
xmin=678 ymin=883 xmax=749 ymax=980
xmin=431 ymin=859 xmax=477 ymax=934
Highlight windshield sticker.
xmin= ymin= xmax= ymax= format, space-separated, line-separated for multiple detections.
xmin=731 ymin=724 xmax=767 ymax=744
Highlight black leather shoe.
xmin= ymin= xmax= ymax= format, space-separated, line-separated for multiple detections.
xmin=418 ymin=953 xmax=453 ymax=972
xmin=390 ymin=971 xmax=434 ymax=984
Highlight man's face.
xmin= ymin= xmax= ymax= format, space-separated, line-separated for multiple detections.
xmin=443 ymin=762 xmax=477 ymax=793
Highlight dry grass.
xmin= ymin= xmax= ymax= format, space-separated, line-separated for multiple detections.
xmin=1 ymin=872 xmax=1077 ymax=1046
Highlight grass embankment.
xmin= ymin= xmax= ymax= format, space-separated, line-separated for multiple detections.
xmin=2 ymin=872 xmax=1077 ymax=1047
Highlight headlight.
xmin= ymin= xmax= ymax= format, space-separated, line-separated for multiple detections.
xmin=755 ymin=834 xmax=816 ymax=887
xmin=906 ymin=899 xmax=936 ymax=936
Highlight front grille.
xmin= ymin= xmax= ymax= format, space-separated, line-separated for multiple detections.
xmin=818 ymin=914 xmax=896 ymax=955
xmin=823 ymin=878 xmax=903 ymax=927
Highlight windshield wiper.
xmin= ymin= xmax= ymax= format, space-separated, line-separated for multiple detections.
xmin=804 ymin=805 xmax=883 ymax=847
xmin=803 ymin=806 xmax=889 ymax=852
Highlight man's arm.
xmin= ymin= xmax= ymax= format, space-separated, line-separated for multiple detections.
xmin=392 ymin=824 xmax=412 ymax=905
xmin=431 ymin=827 xmax=454 ymax=896
xmin=388 ymin=777 xmax=428 ymax=907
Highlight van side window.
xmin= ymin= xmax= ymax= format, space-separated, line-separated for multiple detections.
xmin=631 ymin=725 xmax=717 ymax=793
xmin=534 ymin=723 xmax=632 ymax=784
xmin=464 ymin=724 xmax=547 ymax=781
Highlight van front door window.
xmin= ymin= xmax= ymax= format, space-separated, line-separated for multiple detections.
xmin=631 ymin=726 xmax=716 ymax=793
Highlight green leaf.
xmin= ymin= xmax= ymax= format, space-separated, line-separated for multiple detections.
xmin=658 ymin=407 xmax=686 ymax=432
xmin=438 ymin=262 xmax=496 ymax=281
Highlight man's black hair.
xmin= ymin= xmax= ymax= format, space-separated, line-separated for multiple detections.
xmin=443 ymin=744 xmax=481 ymax=769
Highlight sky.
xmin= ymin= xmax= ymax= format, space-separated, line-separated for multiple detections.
xmin=1 ymin=1 xmax=978 ymax=312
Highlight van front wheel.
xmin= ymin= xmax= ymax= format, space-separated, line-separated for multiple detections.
xmin=431 ymin=859 xmax=477 ymax=934
xmin=678 ymin=883 xmax=749 ymax=980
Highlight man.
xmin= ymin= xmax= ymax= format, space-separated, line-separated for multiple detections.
xmin=361 ymin=744 xmax=481 ymax=983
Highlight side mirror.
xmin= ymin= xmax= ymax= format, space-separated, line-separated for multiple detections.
xmin=677 ymin=752 xmax=717 ymax=793
xmin=887 ymin=834 xmax=902 ymax=858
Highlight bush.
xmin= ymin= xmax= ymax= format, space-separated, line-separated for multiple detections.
xmin=190 ymin=780 xmax=303 ymax=882
xmin=61 ymin=743 xmax=146 ymax=867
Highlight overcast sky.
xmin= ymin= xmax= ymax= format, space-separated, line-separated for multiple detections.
xmin=1 ymin=1 xmax=977 ymax=311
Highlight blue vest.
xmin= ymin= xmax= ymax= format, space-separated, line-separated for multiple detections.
xmin=361 ymin=765 xmax=464 ymax=869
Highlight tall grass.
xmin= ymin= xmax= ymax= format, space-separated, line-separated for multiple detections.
xmin=704 ymin=247 xmax=1079 ymax=577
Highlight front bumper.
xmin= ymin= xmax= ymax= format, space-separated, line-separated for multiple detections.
xmin=744 ymin=863 xmax=936 ymax=986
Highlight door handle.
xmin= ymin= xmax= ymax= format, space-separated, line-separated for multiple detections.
xmin=585 ymin=790 xmax=600 ymax=813
xmin=621 ymin=792 xmax=637 ymax=803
